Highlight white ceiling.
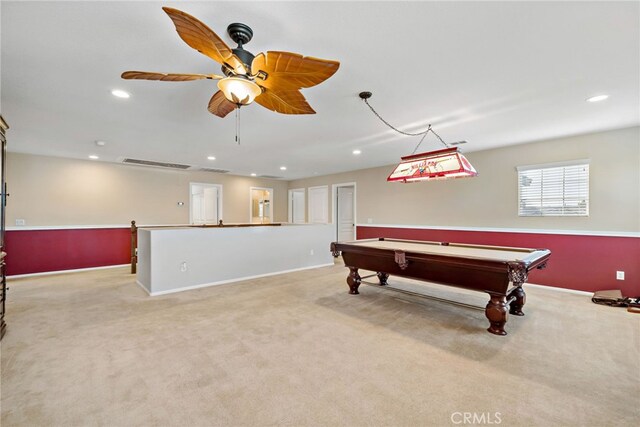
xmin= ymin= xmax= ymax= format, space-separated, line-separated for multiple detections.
xmin=2 ymin=1 xmax=639 ymax=180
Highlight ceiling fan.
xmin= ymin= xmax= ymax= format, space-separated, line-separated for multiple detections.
xmin=121 ymin=7 xmax=340 ymax=118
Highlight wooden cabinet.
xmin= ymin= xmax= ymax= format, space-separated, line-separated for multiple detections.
xmin=0 ymin=115 xmax=8 ymax=340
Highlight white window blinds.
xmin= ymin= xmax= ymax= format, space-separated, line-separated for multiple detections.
xmin=517 ymin=160 xmax=590 ymax=216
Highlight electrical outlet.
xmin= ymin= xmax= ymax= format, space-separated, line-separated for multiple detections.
xmin=309 ymin=249 xmax=314 ymax=255
xmin=180 ymin=262 xmax=187 ymax=272
xmin=367 ymin=218 xmax=373 ymax=224
xmin=15 ymin=219 xmax=26 ymax=226
xmin=616 ymin=271 xmax=625 ymax=280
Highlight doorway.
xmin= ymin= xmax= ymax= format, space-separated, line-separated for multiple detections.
xmin=250 ymin=187 xmax=273 ymax=224
xmin=190 ymin=183 xmax=222 ymax=225
xmin=333 ymin=183 xmax=356 ymax=241
xmin=288 ymin=188 xmax=306 ymax=223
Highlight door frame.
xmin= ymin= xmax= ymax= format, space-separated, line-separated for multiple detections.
xmin=288 ymin=188 xmax=306 ymax=223
xmin=189 ymin=182 xmax=223 ymax=225
xmin=332 ymin=182 xmax=357 ymax=241
xmin=249 ymin=186 xmax=274 ymax=224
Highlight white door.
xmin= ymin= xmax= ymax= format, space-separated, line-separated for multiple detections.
xmin=191 ymin=183 xmax=221 ymax=224
xmin=337 ymin=186 xmax=355 ymax=241
xmin=289 ymin=189 xmax=306 ymax=223
xmin=203 ymin=187 xmax=219 ymax=223
xmin=308 ymin=186 xmax=328 ymax=223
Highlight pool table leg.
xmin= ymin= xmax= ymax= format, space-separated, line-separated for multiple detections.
xmin=509 ymin=286 xmax=526 ymax=316
xmin=347 ymin=267 xmax=361 ymax=295
xmin=485 ymin=295 xmax=508 ymax=336
xmin=376 ymin=272 xmax=389 ymax=286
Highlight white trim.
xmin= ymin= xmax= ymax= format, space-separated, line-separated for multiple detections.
xmin=516 ymin=158 xmax=590 ymax=172
xmin=9 ymin=263 xmax=596 ymax=297
xmin=6 ymin=223 xmax=195 ymax=231
xmin=355 ymin=223 xmax=640 ymax=238
xmin=525 ymin=283 xmax=593 ymax=296
xmin=7 ymin=264 xmax=129 ymax=279
xmin=7 ymin=223 xmax=638 ymax=238
xmin=7 ymin=224 xmax=131 ymax=231
xmin=135 ymin=279 xmax=150 ymax=295
xmin=146 ymin=263 xmax=335 ymax=296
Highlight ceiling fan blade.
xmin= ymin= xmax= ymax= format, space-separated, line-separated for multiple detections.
xmin=251 ymin=51 xmax=340 ymax=91
xmin=162 ymin=7 xmax=247 ymax=74
xmin=254 ymin=89 xmax=316 ymax=115
xmin=121 ymin=71 xmax=224 ymax=81
xmin=208 ymin=90 xmax=237 ymax=118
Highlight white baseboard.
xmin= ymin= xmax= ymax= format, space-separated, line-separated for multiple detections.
xmin=135 ymin=279 xmax=151 ymax=295
xmin=7 ymin=264 xmax=130 ymax=279
xmin=147 ymin=262 xmax=335 ymax=296
xmin=8 ymin=263 xmax=596 ymax=297
xmin=526 ymin=282 xmax=593 ymax=296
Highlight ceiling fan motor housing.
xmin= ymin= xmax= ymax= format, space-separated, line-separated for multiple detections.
xmin=233 ymin=48 xmax=255 ymax=69
xmin=224 ymin=23 xmax=255 ymax=74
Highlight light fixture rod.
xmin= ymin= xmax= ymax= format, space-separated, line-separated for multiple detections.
xmin=359 ymin=91 xmax=449 ymax=152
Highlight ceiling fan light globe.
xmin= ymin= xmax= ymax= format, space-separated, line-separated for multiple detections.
xmin=217 ymin=77 xmax=262 ymax=105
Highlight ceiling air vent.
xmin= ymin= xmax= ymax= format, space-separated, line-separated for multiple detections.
xmin=198 ymin=168 xmax=230 ymax=174
xmin=259 ymin=175 xmax=283 ymax=179
xmin=121 ymin=158 xmax=191 ymax=169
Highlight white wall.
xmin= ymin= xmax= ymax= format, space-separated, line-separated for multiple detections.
xmin=137 ymin=224 xmax=335 ymax=295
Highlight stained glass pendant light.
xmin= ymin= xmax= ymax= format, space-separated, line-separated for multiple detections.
xmin=359 ymin=92 xmax=478 ymax=183
xmin=387 ymin=147 xmax=477 ymax=182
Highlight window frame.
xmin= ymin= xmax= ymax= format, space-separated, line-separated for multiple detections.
xmin=516 ymin=159 xmax=590 ymax=217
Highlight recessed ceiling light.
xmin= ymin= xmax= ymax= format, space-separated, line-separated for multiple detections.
xmin=587 ymin=95 xmax=608 ymax=103
xmin=95 ymin=140 xmax=106 ymax=147
xmin=280 ymin=166 xmax=287 ymax=171
xmin=88 ymin=155 xmax=99 ymax=160
xmin=250 ymin=173 xmax=257 ymax=177
xmin=111 ymin=89 xmax=130 ymax=99
xmin=353 ymin=149 xmax=362 ymax=155
xmin=207 ymin=156 xmax=216 ymax=160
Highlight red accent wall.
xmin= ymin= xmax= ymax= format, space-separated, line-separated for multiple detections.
xmin=5 ymin=228 xmax=130 ymax=276
xmin=357 ymin=226 xmax=640 ymax=296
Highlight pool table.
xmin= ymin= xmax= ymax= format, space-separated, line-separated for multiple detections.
xmin=330 ymin=238 xmax=551 ymax=335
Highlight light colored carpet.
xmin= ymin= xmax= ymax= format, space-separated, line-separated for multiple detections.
xmin=1 ymin=263 xmax=638 ymax=426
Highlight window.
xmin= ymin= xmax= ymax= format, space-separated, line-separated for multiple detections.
xmin=517 ymin=160 xmax=589 ymax=216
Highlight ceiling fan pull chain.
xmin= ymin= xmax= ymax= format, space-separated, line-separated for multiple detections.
xmin=235 ymin=107 xmax=240 ymax=145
